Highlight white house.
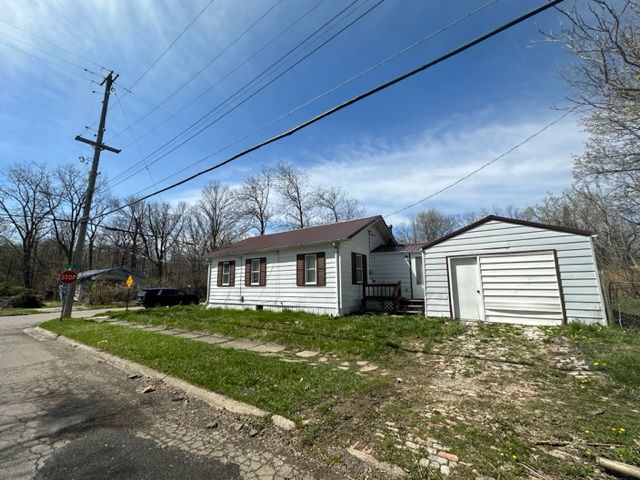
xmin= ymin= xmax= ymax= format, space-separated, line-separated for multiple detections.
xmin=206 ymin=214 xmax=608 ymax=325
xmin=422 ymin=216 xmax=607 ymax=326
xmin=206 ymin=216 xmax=395 ymax=315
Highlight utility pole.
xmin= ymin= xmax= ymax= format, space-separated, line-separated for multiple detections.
xmin=62 ymin=71 xmax=121 ymax=318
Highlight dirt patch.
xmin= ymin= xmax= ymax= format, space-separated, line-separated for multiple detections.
xmin=293 ymin=322 xmax=638 ymax=479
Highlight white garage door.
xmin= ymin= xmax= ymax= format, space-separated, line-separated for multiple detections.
xmin=479 ymin=251 xmax=564 ymax=325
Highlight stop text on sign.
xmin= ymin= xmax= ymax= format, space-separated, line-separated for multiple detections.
xmin=59 ymin=270 xmax=78 ymax=284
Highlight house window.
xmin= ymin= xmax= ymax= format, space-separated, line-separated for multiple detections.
xmin=251 ymin=258 xmax=260 ymax=285
xmin=221 ymin=262 xmax=231 ymax=286
xmin=351 ymin=252 xmax=367 ymax=285
xmin=305 ymin=254 xmax=317 ymax=285
xmin=354 ymin=254 xmax=364 ymax=284
xmin=296 ymin=252 xmax=325 ymax=286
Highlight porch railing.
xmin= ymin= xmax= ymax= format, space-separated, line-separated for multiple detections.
xmin=362 ymin=282 xmax=401 ymax=313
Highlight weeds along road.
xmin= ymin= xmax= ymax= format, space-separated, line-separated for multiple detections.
xmin=0 ymin=310 xmax=314 ymax=480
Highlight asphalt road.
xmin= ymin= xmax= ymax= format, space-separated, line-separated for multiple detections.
xmin=0 ymin=310 xmax=313 ymax=480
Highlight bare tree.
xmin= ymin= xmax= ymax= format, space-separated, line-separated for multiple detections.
xmin=47 ymin=164 xmax=88 ymax=263
xmin=179 ymin=207 xmax=210 ymax=296
xmin=140 ymin=202 xmax=186 ymax=280
xmin=314 ymin=186 xmax=365 ymax=223
xmin=86 ymin=189 xmax=113 ymax=270
xmin=237 ymin=167 xmax=273 ymax=235
xmin=396 ymin=208 xmax=460 ymax=244
xmin=198 ymin=181 xmax=239 ymax=251
xmin=105 ymin=197 xmax=148 ymax=272
xmin=460 ymin=204 xmax=531 ymax=224
xmin=551 ymin=1 xmax=640 ymax=220
xmin=274 ymin=161 xmax=315 ymax=229
xmin=0 ymin=164 xmax=56 ymax=289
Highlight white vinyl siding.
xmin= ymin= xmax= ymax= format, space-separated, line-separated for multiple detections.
xmin=208 ymin=244 xmax=338 ymax=315
xmin=424 ymin=219 xmax=606 ymax=325
xmin=479 ymin=252 xmax=563 ymax=325
xmin=369 ymin=251 xmax=422 ymax=299
xmin=338 ymin=226 xmax=386 ymax=314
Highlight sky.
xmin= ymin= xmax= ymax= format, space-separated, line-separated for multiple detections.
xmin=0 ymin=0 xmax=585 ymax=225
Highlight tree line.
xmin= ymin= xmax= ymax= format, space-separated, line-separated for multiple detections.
xmin=0 ymin=161 xmax=364 ymax=299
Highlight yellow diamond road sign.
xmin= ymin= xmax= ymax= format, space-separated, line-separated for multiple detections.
xmin=125 ymin=275 xmax=134 ymax=288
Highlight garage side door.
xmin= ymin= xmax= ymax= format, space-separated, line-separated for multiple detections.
xmin=479 ymin=251 xmax=564 ymax=325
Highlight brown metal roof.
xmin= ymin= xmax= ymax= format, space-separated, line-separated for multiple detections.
xmin=372 ymin=243 xmax=426 ymax=253
xmin=211 ymin=215 xmax=390 ymax=257
xmin=422 ymin=215 xmax=593 ymax=250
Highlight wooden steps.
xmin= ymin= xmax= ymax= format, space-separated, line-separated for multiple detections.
xmin=398 ymin=298 xmax=425 ymax=315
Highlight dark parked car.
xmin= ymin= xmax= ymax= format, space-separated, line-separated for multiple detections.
xmin=136 ymin=288 xmax=199 ymax=308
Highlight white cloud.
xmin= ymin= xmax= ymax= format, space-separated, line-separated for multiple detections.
xmin=304 ymin=112 xmax=584 ymax=220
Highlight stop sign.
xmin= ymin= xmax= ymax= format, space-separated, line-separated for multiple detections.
xmin=59 ymin=270 xmax=78 ymax=284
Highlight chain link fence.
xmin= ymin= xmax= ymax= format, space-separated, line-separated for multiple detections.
xmin=608 ymin=282 xmax=640 ymax=328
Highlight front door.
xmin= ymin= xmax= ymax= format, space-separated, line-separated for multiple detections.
xmin=411 ymin=255 xmax=424 ymax=299
xmin=450 ymin=257 xmax=484 ymax=320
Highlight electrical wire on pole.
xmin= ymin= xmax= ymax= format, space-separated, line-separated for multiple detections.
xmin=61 ymin=71 xmax=121 ymax=318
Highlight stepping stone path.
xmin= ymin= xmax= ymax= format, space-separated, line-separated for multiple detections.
xmin=359 ymin=365 xmax=379 ymax=373
xmin=91 ymin=317 xmax=384 ymax=377
xmin=295 ymin=350 xmax=319 ymax=358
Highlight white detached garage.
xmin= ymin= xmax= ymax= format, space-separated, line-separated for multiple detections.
xmin=423 ymin=216 xmax=607 ymax=326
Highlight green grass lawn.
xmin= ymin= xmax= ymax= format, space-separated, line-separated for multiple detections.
xmin=559 ymin=322 xmax=640 ymax=387
xmin=105 ymin=305 xmax=466 ymax=361
xmin=41 ymin=318 xmax=379 ymax=419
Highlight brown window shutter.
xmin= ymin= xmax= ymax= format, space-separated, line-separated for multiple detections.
xmin=217 ymin=262 xmax=223 ymax=287
xmin=229 ymin=261 xmax=236 ymax=286
xmin=259 ymin=257 xmax=267 ymax=286
xmin=296 ymin=254 xmax=305 ymax=286
xmin=317 ymin=252 xmax=326 ymax=286
xmin=362 ymin=254 xmax=367 ymax=285
xmin=245 ymin=259 xmax=251 ymax=286
xmin=351 ymin=252 xmax=357 ymax=284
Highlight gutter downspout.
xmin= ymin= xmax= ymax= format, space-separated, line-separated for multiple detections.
xmin=422 ymin=249 xmax=427 ymax=316
xmin=334 ymin=242 xmax=342 ymax=316
xmin=205 ymin=259 xmax=211 ymax=307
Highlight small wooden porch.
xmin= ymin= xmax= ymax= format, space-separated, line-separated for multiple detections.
xmin=362 ymin=283 xmax=424 ymax=314
xmin=362 ymin=283 xmax=401 ymax=313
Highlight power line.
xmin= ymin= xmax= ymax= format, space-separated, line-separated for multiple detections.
xmin=0 ymin=30 xmax=101 ymax=77
xmin=105 ymin=0 xmax=362 ymax=187
xmin=107 ymin=0 xmax=381 ymax=189
xmin=131 ymin=0 xmax=499 ymax=195
xmin=114 ymin=0 xmax=283 ymax=136
xmin=0 ymin=38 xmax=100 ymax=84
xmin=127 ymin=0 xmax=217 ymax=92
xmin=113 ymin=90 xmax=156 ymax=185
xmin=115 ymin=0 xmax=328 ymax=151
xmin=0 ymin=17 xmax=109 ymax=71
xmin=384 ymin=110 xmax=575 ymax=218
xmin=94 ymin=0 xmax=564 ymax=220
